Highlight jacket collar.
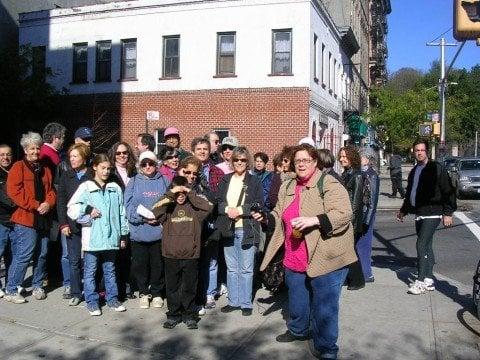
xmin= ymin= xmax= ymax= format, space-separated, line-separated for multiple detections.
xmin=85 ymin=180 xmax=118 ymax=192
xmin=285 ymin=169 xmax=321 ymax=195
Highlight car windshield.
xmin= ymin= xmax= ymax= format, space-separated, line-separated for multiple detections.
xmin=459 ymin=160 xmax=480 ymax=170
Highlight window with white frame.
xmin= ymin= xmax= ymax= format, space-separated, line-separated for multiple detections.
xmin=313 ymin=34 xmax=318 ymax=81
xmin=217 ymin=32 xmax=236 ymax=75
xmin=328 ymin=52 xmax=332 ymax=92
xmin=333 ymin=58 xmax=337 ymax=96
xmin=120 ymin=38 xmax=137 ymax=80
xmin=321 ymin=43 xmax=325 ymax=86
xmin=272 ymin=29 xmax=292 ymax=75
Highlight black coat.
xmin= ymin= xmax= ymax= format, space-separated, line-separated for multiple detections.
xmin=57 ymin=168 xmax=93 ymax=234
xmin=215 ymin=172 xmax=264 ymax=245
xmin=342 ymin=168 xmax=365 ymax=234
xmin=400 ymin=160 xmax=456 ymax=216
xmin=0 ymin=166 xmax=15 ymax=225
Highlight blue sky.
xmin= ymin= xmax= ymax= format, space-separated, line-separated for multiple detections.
xmin=387 ymin=0 xmax=479 ymax=74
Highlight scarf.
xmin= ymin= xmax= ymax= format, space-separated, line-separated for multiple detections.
xmin=24 ymin=159 xmax=49 ymax=231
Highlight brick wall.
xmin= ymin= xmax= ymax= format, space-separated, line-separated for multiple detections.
xmin=59 ymin=87 xmax=310 ymax=158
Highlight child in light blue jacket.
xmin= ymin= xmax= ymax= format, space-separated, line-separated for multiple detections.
xmin=67 ymin=154 xmax=129 ymax=316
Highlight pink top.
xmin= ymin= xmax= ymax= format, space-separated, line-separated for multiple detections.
xmin=216 ymin=161 xmax=233 ymax=175
xmin=159 ymin=165 xmax=176 ymax=181
xmin=282 ymin=182 xmax=308 ymax=272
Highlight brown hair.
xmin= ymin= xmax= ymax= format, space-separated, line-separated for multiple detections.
xmin=92 ymin=153 xmax=111 ymax=167
xmin=338 ymin=145 xmax=361 ymax=170
xmin=179 ymin=156 xmax=202 ymax=171
xmin=108 ymin=141 xmax=137 ymax=176
xmin=292 ymin=144 xmax=319 ymax=163
xmin=68 ymin=143 xmax=91 ymax=162
xmin=281 ymin=145 xmax=295 ymax=172
xmin=317 ymin=149 xmax=335 ymax=170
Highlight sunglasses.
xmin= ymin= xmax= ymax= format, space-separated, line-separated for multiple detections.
xmin=222 ymin=145 xmax=235 ymax=151
xmin=116 ymin=151 xmax=128 ymax=156
xmin=183 ymin=171 xmax=199 ymax=176
xmin=165 ymin=155 xmax=179 ymax=160
xmin=141 ymin=160 xmax=156 ymax=168
xmin=233 ymin=158 xmax=248 ymax=163
xmin=213 ymin=140 xmax=219 ymax=144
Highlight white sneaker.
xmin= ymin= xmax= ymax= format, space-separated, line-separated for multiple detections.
xmin=0 ymin=288 xmax=5 ymax=298
xmin=108 ymin=300 xmax=126 ymax=312
xmin=32 ymin=288 xmax=46 ymax=300
xmin=87 ymin=304 xmax=102 ymax=316
xmin=4 ymin=292 xmax=26 ymax=304
xmin=423 ymin=278 xmax=435 ymax=291
xmin=198 ymin=306 xmax=206 ymax=316
xmin=139 ymin=294 xmax=151 ymax=309
xmin=408 ymin=280 xmax=426 ymax=295
xmin=152 ymin=297 xmax=164 ymax=308
xmin=219 ymin=284 xmax=228 ymax=296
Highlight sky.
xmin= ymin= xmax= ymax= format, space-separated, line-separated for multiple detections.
xmin=387 ymin=0 xmax=480 ymax=74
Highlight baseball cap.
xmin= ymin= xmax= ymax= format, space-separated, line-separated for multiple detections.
xmin=299 ymin=137 xmax=315 ymax=147
xmin=139 ymin=150 xmax=158 ymax=163
xmin=221 ymin=136 xmax=239 ymax=149
xmin=74 ymin=127 xmax=93 ymax=140
xmin=164 ymin=127 xmax=180 ymax=137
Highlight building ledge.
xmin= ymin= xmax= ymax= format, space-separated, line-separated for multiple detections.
xmin=268 ymin=73 xmax=294 ymax=77
xmin=213 ymin=74 xmax=237 ymax=78
xmin=117 ymin=78 xmax=138 ymax=82
xmin=158 ymin=76 xmax=182 ymax=80
xmin=338 ymin=26 xmax=360 ymax=58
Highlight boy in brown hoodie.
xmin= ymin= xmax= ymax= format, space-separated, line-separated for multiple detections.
xmin=152 ymin=176 xmax=213 ymax=329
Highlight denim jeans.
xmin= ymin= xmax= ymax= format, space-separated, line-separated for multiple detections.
xmin=223 ymin=228 xmax=256 ymax=309
xmin=66 ymin=233 xmax=83 ymax=298
xmin=356 ymin=214 xmax=376 ymax=279
xmin=415 ymin=217 xmax=441 ymax=281
xmin=285 ymin=267 xmax=348 ymax=359
xmin=60 ymin=233 xmax=70 ymax=287
xmin=6 ymin=224 xmax=48 ymax=294
xmin=83 ymin=250 xmax=118 ymax=307
xmin=202 ymin=241 xmax=218 ymax=297
xmin=0 ymin=223 xmax=12 ymax=288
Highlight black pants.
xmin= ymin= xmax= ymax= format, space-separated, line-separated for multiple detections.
xmin=66 ymin=233 xmax=82 ymax=298
xmin=390 ymin=172 xmax=405 ymax=197
xmin=115 ymin=241 xmax=133 ymax=299
xmin=415 ymin=218 xmax=441 ymax=281
xmin=346 ymin=233 xmax=365 ymax=288
xmin=164 ymin=258 xmax=198 ymax=321
xmin=131 ymin=240 xmax=164 ymax=297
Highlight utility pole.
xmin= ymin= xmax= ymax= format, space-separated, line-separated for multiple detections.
xmin=476 ymin=131 xmax=478 ymax=158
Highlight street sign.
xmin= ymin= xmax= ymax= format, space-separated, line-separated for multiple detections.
xmin=419 ymin=123 xmax=432 ymax=137
xmin=431 ymin=112 xmax=439 ymax=122
xmin=146 ymin=111 xmax=159 ymax=120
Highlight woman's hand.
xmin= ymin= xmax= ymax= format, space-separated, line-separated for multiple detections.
xmin=291 ymin=216 xmax=319 ymax=231
xmin=120 ymin=240 xmax=127 ymax=249
xmin=61 ymin=226 xmax=71 ymax=237
xmin=171 ymin=185 xmax=191 ymax=194
xmin=251 ymin=211 xmax=265 ymax=223
xmin=37 ymin=202 xmax=50 ymax=215
xmin=90 ymin=208 xmax=102 ymax=219
xmin=227 ymin=207 xmax=240 ymax=219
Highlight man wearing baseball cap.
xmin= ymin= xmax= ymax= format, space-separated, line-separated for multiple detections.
xmin=74 ymin=127 xmax=93 ymax=147
xmin=163 ymin=127 xmax=191 ymax=161
xmin=216 ymin=136 xmax=239 ymax=175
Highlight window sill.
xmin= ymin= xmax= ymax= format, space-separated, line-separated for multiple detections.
xmin=268 ymin=73 xmax=294 ymax=77
xmin=213 ymin=74 xmax=237 ymax=78
xmin=69 ymin=81 xmax=89 ymax=85
xmin=93 ymin=80 xmax=112 ymax=83
xmin=314 ymin=77 xmax=319 ymax=84
xmin=117 ymin=78 xmax=138 ymax=82
xmin=159 ymin=76 xmax=181 ymax=80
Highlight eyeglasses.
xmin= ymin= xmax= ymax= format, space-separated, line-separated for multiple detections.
xmin=183 ymin=171 xmax=199 ymax=176
xmin=294 ymin=158 xmax=314 ymax=165
xmin=165 ymin=155 xmax=179 ymax=160
xmin=233 ymin=158 xmax=248 ymax=163
xmin=282 ymin=158 xmax=290 ymax=163
xmin=116 ymin=151 xmax=128 ymax=156
xmin=141 ymin=160 xmax=156 ymax=168
xmin=222 ymin=145 xmax=235 ymax=151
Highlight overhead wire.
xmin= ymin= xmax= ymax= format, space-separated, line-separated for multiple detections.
xmin=429 ymin=27 xmax=454 ymax=43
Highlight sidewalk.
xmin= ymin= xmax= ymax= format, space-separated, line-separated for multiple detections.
xmin=1 ymin=264 xmax=479 ymax=359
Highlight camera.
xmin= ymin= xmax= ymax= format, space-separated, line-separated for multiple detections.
xmin=250 ymin=202 xmax=263 ymax=213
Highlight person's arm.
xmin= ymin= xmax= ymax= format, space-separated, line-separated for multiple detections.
xmin=66 ymin=184 xmax=88 ymax=221
xmin=0 ymin=182 xmax=15 ymax=210
xmin=123 ymin=176 xmax=144 ymax=225
xmin=363 ymin=172 xmax=379 ymax=227
xmin=43 ymin=167 xmax=56 ymax=209
xmin=118 ymin=187 xmax=130 ymax=237
xmin=267 ymin=173 xmax=281 ymax=210
xmin=7 ymin=162 xmax=41 ymax=210
xmin=351 ymin=173 xmax=364 ymax=233
xmin=187 ymin=190 xmax=214 ymax=222
xmin=215 ymin=177 xmax=229 ymax=215
xmin=151 ymin=192 xmax=175 ymax=223
xmin=56 ymin=173 xmax=69 ymax=230
xmin=439 ymin=163 xmax=456 ymax=216
xmin=240 ymin=176 xmax=264 ymax=215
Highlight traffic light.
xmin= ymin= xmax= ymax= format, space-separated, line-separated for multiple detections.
xmin=454 ymin=0 xmax=480 ymax=40
xmin=419 ymin=124 xmax=432 ymax=137
xmin=433 ymin=122 xmax=441 ymax=136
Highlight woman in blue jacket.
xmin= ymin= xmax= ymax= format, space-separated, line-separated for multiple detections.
xmin=124 ymin=151 xmax=170 ymax=309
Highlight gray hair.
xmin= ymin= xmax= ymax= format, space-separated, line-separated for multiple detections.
xmin=231 ymin=146 xmax=252 ymax=169
xmin=42 ymin=122 xmax=66 ymax=143
xmin=20 ymin=132 xmax=43 ymax=150
xmin=359 ymin=147 xmax=377 ymax=167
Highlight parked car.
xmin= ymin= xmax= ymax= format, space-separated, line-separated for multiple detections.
xmin=450 ymin=158 xmax=480 ymax=199
xmin=443 ymin=156 xmax=460 ymax=175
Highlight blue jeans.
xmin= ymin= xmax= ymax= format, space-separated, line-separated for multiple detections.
xmin=0 ymin=223 xmax=12 ymax=288
xmin=202 ymin=241 xmax=218 ymax=297
xmin=356 ymin=214 xmax=375 ymax=279
xmin=6 ymin=224 xmax=48 ymax=294
xmin=285 ymin=267 xmax=348 ymax=359
xmin=83 ymin=250 xmax=118 ymax=307
xmin=66 ymin=233 xmax=82 ymax=298
xmin=223 ymin=229 xmax=256 ymax=309
xmin=60 ymin=233 xmax=70 ymax=287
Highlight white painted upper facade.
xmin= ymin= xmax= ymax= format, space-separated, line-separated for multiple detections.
xmin=19 ymin=0 xmax=349 ymax=112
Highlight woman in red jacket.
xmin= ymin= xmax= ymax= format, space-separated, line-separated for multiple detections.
xmin=4 ymin=132 xmax=56 ymax=304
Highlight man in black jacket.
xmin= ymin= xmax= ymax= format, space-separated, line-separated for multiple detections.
xmin=397 ymin=139 xmax=456 ymax=295
xmin=0 ymin=144 xmax=15 ymax=297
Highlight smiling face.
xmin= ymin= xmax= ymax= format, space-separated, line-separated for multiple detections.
xmin=94 ymin=161 xmax=111 ymax=183
xmin=180 ymin=164 xmax=199 ymax=185
xmin=193 ymin=142 xmax=210 ymax=163
xmin=294 ymin=150 xmax=317 ymax=179
xmin=69 ymin=149 xmax=86 ymax=170
xmin=115 ymin=144 xmax=129 ymax=167
xmin=176 ymin=192 xmax=186 ymax=205
xmin=232 ymin=155 xmax=248 ymax=176
xmin=221 ymin=146 xmax=234 ymax=161
xmin=24 ymin=143 xmax=41 ymax=162
xmin=338 ymin=150 xmax=351 ymax=169
xmin=164 ymin=155 xmax=179 ymax=169
xmin=0 ymin=146 xmax=12 ymax=168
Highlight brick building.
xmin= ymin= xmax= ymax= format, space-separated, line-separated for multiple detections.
xmin=19 ymin=0 xmax=356 ymax=157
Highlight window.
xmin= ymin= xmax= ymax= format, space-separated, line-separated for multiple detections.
xmin=155 ymin=128 xmax=166 ymax=155
xmin=72 ymin=43 xmax=88 ymax=83
xmin=163 ymin=36 xmax=180 ymax=78
xmin=121 ymin=39 xmax=137 ymax=80
xmin=272 ymin=29 xmax=292 ymax=75
xmin=333 ymin=59 xmax=337 ymax=95
xmin=321 ymin=43 xmax=325 ymax=86
xmin=32 ymin=46 xmax=46 ymax=81
xmin=313 ymin=34 xmax=318 ymax=81
xmin=214 ymin=129 xmax=230 ymax=143
xmin=216 ymin=32 xmax=236 ymax=76
xmin=95 ymin=40 xmax=111 ymax=82
xmin=328 ymin=52 xmax=332 ymax=92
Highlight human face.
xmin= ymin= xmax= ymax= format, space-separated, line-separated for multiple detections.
xmin=24 ymin=143 xmax=40 ymax=162
xmin=281 ymin=157 xmax=291 ymax=173
xmin=254 ymin=157 xmax=266 ymax=171
xmin=176 ymin=192 xmax=186 ymax=205
xmin=180 ymin=164 xmax=199 ymax=185
xmin=69 ymin=149 xmax=86 ymax=170
xmin=222 ymin=146 xmax=234 ymax=161
xmin=361 ymin=155 xmax=369 ymax=167
xmin=0 ymin=146 xmax=12 ymax=168
xmin=232 ymin=155 xmax=248 ymax=176
xmin=294 ymin=150 xmax=317 ymax=179
xmin=141 ymin=159 xmax=157 ymax=177
xmin=115 ymin=144 xmax=129 ymax=167
xmin=165 ymin=135 xmax=179 ymax=149
xmin=193 ymin=143 xmax=210 ymax=163
xmin=93 ymin=161 xmax=111 ymax=183
xmin=209 ymin=134 xmax=220 ymax=153
xmin=53 ymin=133 xmax=65 ymax=151
xmin=135 ymin=137 xmax=149 ymax=154
xmin=164 ymin=155 xmax=179 ymax=170
xmin=338 ymin=150 xmax=351 ymax=169
xmin=75 ymin=137 xmax=91 ymax=147
xmin=413 ymin=143 xmax=428 ymax=164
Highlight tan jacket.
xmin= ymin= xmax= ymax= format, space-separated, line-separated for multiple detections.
xmin=260 ymin=169 xmax=357 ymax=277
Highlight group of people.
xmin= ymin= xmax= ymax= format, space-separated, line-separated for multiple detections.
xmin=0 ymin=121 xmax=457 ymax=359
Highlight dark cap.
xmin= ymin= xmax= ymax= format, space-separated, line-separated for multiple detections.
xmin=74 ymin=127 xmax=93 ymax=140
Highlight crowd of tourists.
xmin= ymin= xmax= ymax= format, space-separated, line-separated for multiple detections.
xmin=0 ymin=122 xmax=456 ymax=359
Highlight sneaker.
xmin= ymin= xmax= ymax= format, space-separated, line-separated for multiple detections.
xmin=139 ymin=294 xmax=151 ymax=309
xmin=424 ymin=278 xmax=435 ymax=291
xmin=108 ymin=300 xmax=126 ymax=312
xmin=205 ymin=295 xmax=216 ymax=309
xmin=32 ymin=288 xmax=46 ymax=300
xmin=219 ymin=284 xmax=228 ymax=296
xmin=17 ymin=286 xmax=25 ymax=295
xmin=408 ymin=280 xmax=426 ymax=295
xmin=4 ymin=292 xmax=26 ymax=304
xmin=185 ymin=319 xmax=198 ymax=329
xmin=163 ymin=319 xmax=180 ymax=329
xmin=198 ymin=306 xmax=206 ymax=316
xmin=62 ymin=286 xmax=72 ymax=299
xmin=69 ymin=297 xmax=81 ymax=306
xmin=275 ymin=330 xmax=309 ymax=343
xmin=152 ymin=296 xmax=164 ymax=308
xmin=220 ymin=305 xmax=240 ymax=313
xmin=87 ymin=303 xmax=102 ymax=316
xmin=241 ymin=308 xmax=252 ymax=316
xmin=0 ymin=288 xmax=5 ymax=298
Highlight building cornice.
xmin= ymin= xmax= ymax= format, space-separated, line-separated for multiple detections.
xmin=310 ymin=0 xmax=342 ymax=43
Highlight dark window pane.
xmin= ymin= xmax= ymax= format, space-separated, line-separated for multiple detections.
xmin=73 ymin=43 xmax=88 ymax=83
xmin=165 ymin=38 xmax=178 ymax=57
xmin=96 ymin=41 xmax=111 ymax=82
xmin=217 ymin=33 xmax=235 ymax=75
xmin=219 ymin=55 xmax=234 ymax=74
xmin=163 ymin=36 xmax=179 ymax=77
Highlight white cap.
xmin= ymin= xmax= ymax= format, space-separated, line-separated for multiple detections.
xmin=299 ymin=137 xmax=315 ymax=147
xmin=138 ymin=150 xmax=158 ymax=163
